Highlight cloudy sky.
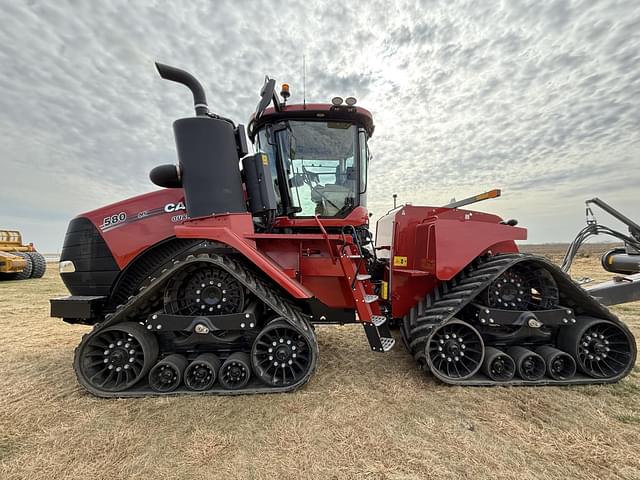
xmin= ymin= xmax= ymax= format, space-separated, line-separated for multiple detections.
xmin=1 ymin=0 xmax=639 ymax=252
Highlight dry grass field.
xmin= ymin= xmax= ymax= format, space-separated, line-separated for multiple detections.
xmin=1 ymin=246 xmax=638 ymax=480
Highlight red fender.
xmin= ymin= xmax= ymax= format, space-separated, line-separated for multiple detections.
xmin=174 ymin=214 xmax=313 ymax=299
xmin=432 ymin=218 xmax=526 ymax=280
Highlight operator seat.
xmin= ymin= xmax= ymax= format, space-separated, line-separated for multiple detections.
xmin=312 ymin=166 xmax=355 ymax=216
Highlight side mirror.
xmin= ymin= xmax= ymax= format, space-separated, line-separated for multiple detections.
xmin=255 ymin=78 xmax=277 ymax=119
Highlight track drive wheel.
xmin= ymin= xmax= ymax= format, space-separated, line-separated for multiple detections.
xmin=557 ymin=317 xmax=636 ymax=380
xmin=164 ymin=264 xmax=245 ymax=315
xmin=483 ymin=263 xmax=559 ymax=310
xmin=75 ymin=322 xmax=159 ymax=393
xmin=251 ymin=319 xmax=315 ymax=387
xmin=426 ymin=319 xmax=484 ymax=381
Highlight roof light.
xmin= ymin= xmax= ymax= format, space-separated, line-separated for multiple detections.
xmin=331 ymin=96 xmax=343 ymax=106
xmin=345 ymin=97 xmax=357 ymax=106
xmin=280 ymin=83 xmax=290 ymax=100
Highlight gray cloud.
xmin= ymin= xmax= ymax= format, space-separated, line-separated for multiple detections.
xmin=0 ymin=0 xmax=639 ymax=252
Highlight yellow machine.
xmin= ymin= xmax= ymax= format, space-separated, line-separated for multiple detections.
xmin=0 ymin=230 xmax=46 ymax=280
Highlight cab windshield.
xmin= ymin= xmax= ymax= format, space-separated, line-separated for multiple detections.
xmin=257 ymin=120 xmax=358 ymax=217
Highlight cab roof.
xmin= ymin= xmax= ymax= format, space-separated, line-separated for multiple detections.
xmin=249 ymin=103 xmax=375 ymax=140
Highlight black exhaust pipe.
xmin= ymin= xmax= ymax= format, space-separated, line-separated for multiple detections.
xmin=155 ymin=62 xmax=209 ymax=116
xmin=153 ymin=62 xmax=246 ymax=218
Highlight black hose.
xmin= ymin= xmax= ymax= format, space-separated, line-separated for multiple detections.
xmin=561 ymin=224 xmax=640 ymax=272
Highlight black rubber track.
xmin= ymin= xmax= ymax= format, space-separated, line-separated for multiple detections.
xmin=27 ymin=251 xmax=47 ymax=278
xmin=73 ymin=244 xmax=318 ymax=397
xmin=401 ymin=253 xmax=637 ymax=386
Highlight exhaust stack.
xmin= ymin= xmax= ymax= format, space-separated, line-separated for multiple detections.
xmin=155 ymin=62 xmax=209 ymax=116
xmin=152 ymin=62 xmax=246 ymax=218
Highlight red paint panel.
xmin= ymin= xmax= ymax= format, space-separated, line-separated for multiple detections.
xmin=174 ymin=214 xmax=313 ymax=299
xmin=83 ymin=189 xmax=185 ymax=268
xmin=389 ymin=205 xmax=526 ymax=318
xmin=433 ymin=219 xmax=525 ymax=280
xmin=272 ymin=206 xmax=369 ymax=229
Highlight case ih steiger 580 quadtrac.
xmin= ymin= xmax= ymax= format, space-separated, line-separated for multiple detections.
xmin=51 ymin=63 xmax=636 ymax=397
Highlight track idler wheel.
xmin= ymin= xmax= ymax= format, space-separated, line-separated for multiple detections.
xmin=508 ymin=346 xmax=546 ymax=381
xmin=557 ymin=317 xmax=636 ymax=379
xmin=219 ymin=352 xmax=251 ymax=390
xmin=481 ymin=347 xmax=516 ymax=381
xmin=149 ymin=354 xmax=188 ymax=393
xmin=535 ymin=346 xmax=576 ymax=380
xmin=75 ymin=322 xmax=159 ymax=393
xmin=184 ymin=353 xmax=221 ymax=391
xmin=426 ymin=320 xmax=484 ymax=381
xmin=252 ymin=319 xmax=315 ymax=387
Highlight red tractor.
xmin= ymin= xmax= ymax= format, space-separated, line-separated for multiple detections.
xmin=51 ymin=63 xmax=636 ymax=396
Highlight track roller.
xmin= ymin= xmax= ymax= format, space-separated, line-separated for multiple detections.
xmin=149 ymin=354 xmax=188 ymax=393
xmin=426 ymin=319 xmax=485 ymax=381
xmin=184 ymin=353 xmax=221 ymax=391
xmin=557 ymin=317 xmax=636 ymax=379
xmin=535 ymin=346 xmax=576 ymax=380
xmin=219 ymin=352 xmax=251 ymax=390
xmin=508 ymin=346 xmax=546 ymax=381
xmin=481 ymin=347 xmax=516 ymax=381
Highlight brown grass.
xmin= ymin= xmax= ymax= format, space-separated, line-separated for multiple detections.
xmin=1 ymin=248 xmax=639 ymax=480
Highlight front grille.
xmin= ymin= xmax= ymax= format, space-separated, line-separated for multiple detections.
xmin=60 ymin=217 xmax=120 ymax=295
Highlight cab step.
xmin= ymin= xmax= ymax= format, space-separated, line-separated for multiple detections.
xmin=356 ymin=274 xmax=372 ymax=281
xmin=380 ymin=337 xmax=396 ymax=351
xmin=364 ymin=294 xmax=379 ymax=303
xmin=362 ymin=316 xmax=395 ymax=353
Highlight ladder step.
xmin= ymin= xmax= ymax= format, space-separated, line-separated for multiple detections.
xmin=347 ymin=254 xmax=362 ymax=259
xmin=364 ymin=294 xmax=379 ymax=303
xmin=380 ymin=337 xmax=396 ymax=351
xmin=371 ymin=315 xmax=387 ymax=327
xmin=356 ymin=274 xmax=371 ymax=281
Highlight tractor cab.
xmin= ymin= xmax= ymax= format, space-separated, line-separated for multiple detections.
xmin=249 ymin=82 xmax=374 ymax=224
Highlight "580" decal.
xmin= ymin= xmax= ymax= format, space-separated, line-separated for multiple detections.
xmin=100 ymin=212 xmax=127 ymax=230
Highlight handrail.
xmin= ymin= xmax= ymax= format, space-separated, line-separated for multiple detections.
xmin=314 ymin=215 xmax=336 ymax=264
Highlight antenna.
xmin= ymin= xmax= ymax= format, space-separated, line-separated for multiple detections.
xmin=303 ymin=54 xmax=306 ymax=108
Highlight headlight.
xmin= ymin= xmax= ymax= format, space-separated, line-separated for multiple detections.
xmin=59 ymin=260 xmax=76 ymax=273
